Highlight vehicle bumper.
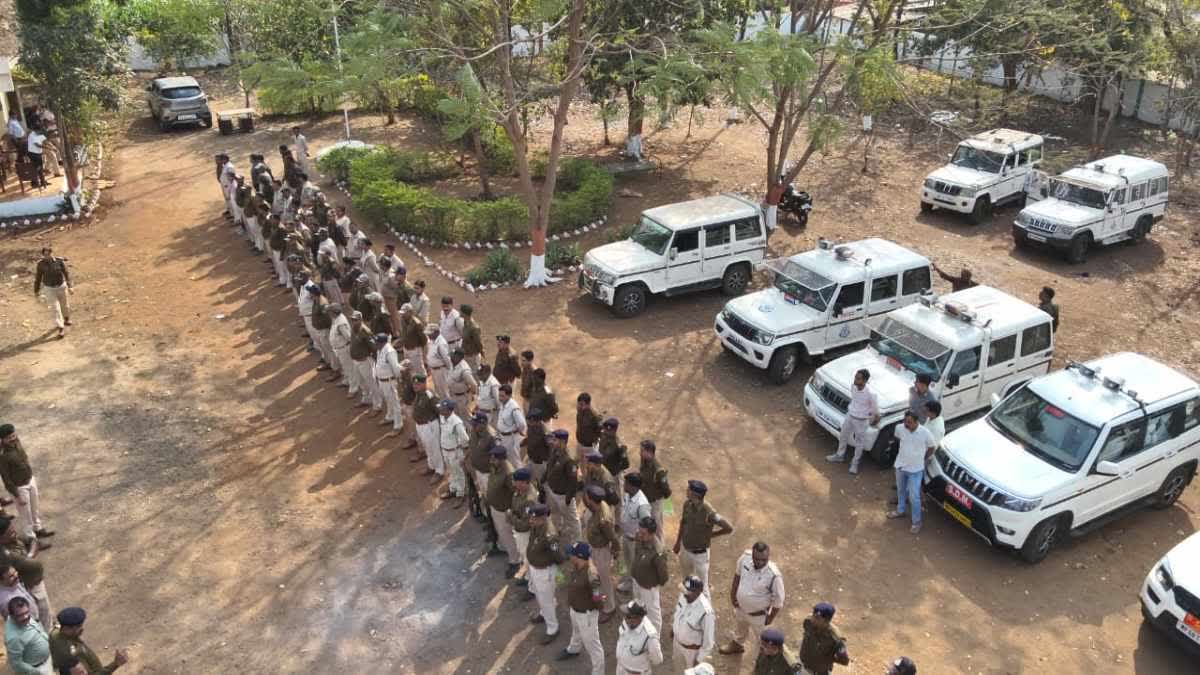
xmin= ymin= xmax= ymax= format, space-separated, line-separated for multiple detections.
xmin=801 ymin=380 xmax=882 ymax=449
xmin=577 ymin=271 xmax=614 ymax=306
xmin=1140 ymin=569 xmax=1200 ymax=656
xmin=921 ymin=189 xmax=975 ymax=213
xmin=923 ymin=464 xmax=1033 ymax=549
xmin=1012 ymin=223 xmax=1073 ymax=250
xmin=162 ymin=109 xmax=212 ymax=125
xmin=713 ymin=314 xmax=771 ymax=369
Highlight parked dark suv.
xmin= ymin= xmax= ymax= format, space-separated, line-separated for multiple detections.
xmin=146 ymin=76 xmax=212 ymax=131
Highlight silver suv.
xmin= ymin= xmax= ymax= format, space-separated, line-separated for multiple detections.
xmin=146 ymin=76 xmax=212 ymax=131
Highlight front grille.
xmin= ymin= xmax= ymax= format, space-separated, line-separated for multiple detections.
xmin=722 ymin=311 xmax=757 ymax=342
xmin=1024 ymin=217 xmax=1058 ymax=233
xmin=1175 ymin=587 xmax=1200 ymax=616
xmin=940 ymin=457 xmax=1005 ymax=506
xmin=933 ymin=181 xmax=962 ymax=196
xmin=818 ymin=383 xmax=849 ymax=414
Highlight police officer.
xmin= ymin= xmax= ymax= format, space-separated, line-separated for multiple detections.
xmin=348 ymin=311 xmax=377 ymax=408
xmin=437 ymin=400 xmax=470 ymax=505
xmin=615 ymin=601 xmax=664 ymax=675
xmin=887 ymin=656 xmax=917 ymax=675
xmin=48 ymin=607 xmax=129 ymax=674
xmin=411 ymin=375 xmax=442 ymax=483
xmin=518 ymin=350 xmax=536 ymax=407
xmin=460 ymin=304 xmax=484 ymax=370
xmin=509 ymin=467 xmax=538 ymax=586
xmin=527 ymin=368 xmax=559 ymax=420
xmin=33 ymin=247 xmax=72 ymax=338
xmin=524 ymin=503 xmax=564 ymax=645
xmin=476 ymin=364 xmax=501 ymax=429
xmin=557 ymin=542 xmax=605 ymax=674
xmin=799 ymin=602 xmax=849 ymax=675
xmin=597 ymin=418 xmax=629 ymax=491
xmin=673 ymin=480 xmax=733 ymax=599
xmin=543 ymin=429 xmax=581 ymax=544
xmin=492 ymin=335 xmax=521 ymax=386
xmin=466 ymin=413 xmax=497 ymax=532
xmin=618 ymin=474 xmax=652 ymax=593
xmin=375 ymin=335 xmax=404 ymax=433
xmin=755 ymin=627 xmax=800 ymax=674
xmin=670 ymin=575 xmax=715 ymax=669
xmin=631 ymin=516 xmax=669 ymax=634
xmin=495 ymin=385 xmax=527 ymax=467
xmin=721 ymin=541 xmax=786 ymax=656
xmin=581 ymin=484 xmax=619 ymax=621
xmin=397 ymin=303 xmax=428 ymax=378
xmin=446 ymin=349 xmax=479 ymax=415
xmin=638 ymin=441 xmax=671 ymax=544
xmin=522 ymin=408 xmax=549 ymax=482
xmin=580 ymin=452 xmax=618 ymax=519
xmin=485 ymin=444 xmax=521 ymax=578
xmin=575 ymin=393 xmax=602 ymax=454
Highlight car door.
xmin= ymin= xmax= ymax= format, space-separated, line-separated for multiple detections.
xmin=1015 ymin=321 xmax=1053 ymax=378
xmin=1103 ymin=186 xmax=1128 ymax=237
xmin=899 ymin=266 xmax=932 ymax=305
xmin=982 ymin=333 xmax=1017 ymax=403
xmin=732 ymin=217 xmax=766 ymax=263
xmin=701 ymin=222 xmax=732 ymax=277
xmin=1126 ymin=181 xmax=1148 ymax=229
xmin=938 ymin=347 xmax=982 ymax=420
xmin=148 ymin=82 xmax=159 ymax=116
xmin=867 ymin=273 xmax=900 ymax=317
xmin=1001 ymin=152 xmax=1025 ymax=200
xmin=824 ymin=281 xmax=866 ymax=347
xmin=666 ymin=228 xmax=702 ymax=287
xmin=1077 ymin=416 xmax=1149 ymax=525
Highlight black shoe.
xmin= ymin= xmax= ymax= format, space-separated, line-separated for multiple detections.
xmin=505 ymin=563 xmax=521 ymax=579
xmin=529 ymin=614 xmax=545 ymax=624
xmin=555 ymin=649 xmax=580 ymax=661
xmin=486 ymin=547 xmax=504 ymax=558
xmin=34 ymin=529 xmax=54 ymax=539
xmin=520 ymin=590 xmax=535 ymax=602
xmin=514 ymin=576 xmax=529 ymax=587
xmin=539 ymin=631 xmax=559 ymax=646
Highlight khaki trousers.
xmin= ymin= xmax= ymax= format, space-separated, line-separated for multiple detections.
xmin=672 ymin=638 xmax=702 ymax=669
xmin=333 ymin=345 xmax=353 ymax=385
xmin=567 ymin=608 xmax=605 ymax=675
xmin=417 ymin=422 xmax=442 ymax=474
xmin=633 ymin=583 xmax=662 ymax=634
xmin=41 ymin=283 xmax=69 ymax=329
xmin=491 ymin=507 xmax=520 ymax=565
xmin=733 ymin=604 xmax=770 ymax=644
xmin=592 ymin=544 xmax=617 ymax=613
xmin=380 ymin=379 xmax=403 ymax=430
xmin=513 ymin=530 xmax=530 ymax=567
xmin=15 ymin=478 xmax=43 ymax=539
xmin=546 ymin=490 xmax=581 ymax=544
xmin=404 ymin=348 xmax=427 ymax=377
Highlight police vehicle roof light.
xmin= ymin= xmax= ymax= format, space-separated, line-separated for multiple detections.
xmin=817 ymin=238 xmax=833 ymax=251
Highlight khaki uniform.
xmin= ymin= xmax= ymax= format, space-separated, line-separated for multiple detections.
xmin=799 ymin=618 xmax=847 ymax=675
xmin=679 ymin=499 xmax=723 ymax=598
xmin=583 ymin=502 xmax=620 ymax=613
xmin=523 ymin=422 xmax=550 ymax=482
xmin=528 ymin=383 xmax=559 ymax=420
xmin=485 ymin=461 xmax=519 ymax=565
xmin=754 ymin=645 xmax=801 ymax=675
xmin=49 ymin=629 xmax=118 ymax=674
xmin=493 ymin=349 xmax=521 ymax=385
xmin=526 ymin=521 xmax=565 ymax=636
xmin=597 ymin=432 xmax=629 ymax=488
xmin=631 ymin=538 xmax=669 ymax=634
xmin=461 ymin=317 xmax=484 ymax=370
xmin=544 ymin=447 xmax=581 ymax=544
xmin=412 ymin=390 xmax=441 ymax=474
xmin=732 ymin=550 xmax=786 ymax=646
xmin=0 ymin=441 xmax=43 ymax=540
xmin=616 ymin=617 xmax=664 ymax=674
xmin=564 ymin=564 xmax=605 ymax=675
xmin=349 ymin=323 xmax=380 ymax=409
xmin=639 ymin=458 xmax=671 ymax=544
xmin=580 ymin=464 xmax=617 ymax=529
xmin=33 ymin=257 xmax=70 ymax=330
xmin=576 ymin=407 xmax=602 ymax=453
xmin=509 ymin=481 xmax=538 ymax=568
xmin=446 ymin=360 xmax=479 ymax=416
xmin=399 ymin=317 xmax=428 ymax=377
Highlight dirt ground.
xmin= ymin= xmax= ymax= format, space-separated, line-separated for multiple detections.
xmin=0 ymin=72 xmax=1198 ymax=675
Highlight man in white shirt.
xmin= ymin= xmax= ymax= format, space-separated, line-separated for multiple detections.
xmin=494 ymin=385 xmax=526 ymax=465
xmin=475 ymin=365 xmax=502 ymax=429
xmin=317 ymin=229 xmax=340 ymax=265
xmin=616 ymin=601 xmax=664 ymax=674
xmin=375 ymin=335 xmax=405 ymax=433
xmin=437 ymin=400 xmax=470 ymax=506
xmin=292 ymin=126 xmax=311 ymax=176
xmin=923 ymin=400 xmax=945 ymax=449
xmin=825 ymin=368 xmax=880 ymax=475
xmin=299 ymin=283 xmax=335 ymax=370
xmin=350 ymin=225 xmax=370 ymax=264
xmin=720 ymin=541 xmax=786 ymax=656
xmin=334 ymin=206 xmax=353 ymax=260
xmin=671 ymin=575 xmax=716 ymax=669
xmin=409 ymin=280 xmax=431 ymax=323
xmin=25 ymin=129 xmax=47 ymax=189
xmin=887 ymin=411 xmax=936 ymax=534
xmin=327 ymin=305 xmax=355 ymax=386
xmin=438 ymin=297 xmax=465 ymax=350
xmin=617 ymin=475 xmax=652 ymax=593
xmin=380 ymin=243 xmax=403 ymax=273
xmin=361 ymin=239 xmax=382 ymax=292
xmin=425 ymin=325 xmax=452 ymax=398
xmin=6 ymin=112 xmax=25 ymax=160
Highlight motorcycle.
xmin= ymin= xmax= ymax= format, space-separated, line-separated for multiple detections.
xmin=778 ymin=179 xmax=814 ymax=227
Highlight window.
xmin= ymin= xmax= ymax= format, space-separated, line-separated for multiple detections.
xmin=987 ymin=335 xmax=1017 ymax=366
xmin=870 ymin=275 xmax=897 ymax=302
xmin=1111 ymin=187 xmax=1126 ymax=204
xmin=834 ymin=282 xmax=864 ymax=313
xmin=1021 ymin=146 xmax=1042 ymax=164
xmin=1130 ymin=183 xmax=1146 ymax=201
xmin=1097 ymin=419 xmax=1147 ymax=463
xmin=672 ymin=229 xmax=700 ymax=253
xmin=735 ymin=218 xmax=762 ymax=241
xmin=1149 ymin=179 xmax=1159 ymax=196
xmin=1143 ymin=400 xmax=1200 ymax=449
xmin=902 ymin=267 xmax=931 ymax=295
xmin=704 ymin=223 xmax=730 ymax=247
xmin=948 ymin=347 xmax=981 ymax=379
xmin=1160 ymin=176 xmax=1170 ymax=194
xmin=1020 ymin=323 xmax=1052 ymax=356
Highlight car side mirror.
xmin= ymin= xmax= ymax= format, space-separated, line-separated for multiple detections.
xmin=668 ymin=247 xmax=678 ymax=261
xmin=1107 ymin=203 xmax=1114 ymax=213
xmin=990 ymin=392 xmax=1002 ymax=407
xmin=1095 ymin=460 xmax=1121 ymax=476
xmin=947 ymin=373 xmax=961 ymax=388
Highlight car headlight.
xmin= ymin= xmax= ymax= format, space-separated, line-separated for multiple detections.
xmin=960 ymin=186 xmax=978 ymax=198
xmin=999 ymin=494 xmax=1042 ymax=512
xmin=1057 ymin=224 xmax=1076 ymax=237
xmin=923 ymin=178 xmax=935 ymax=189
xmin=755 ymin=330 xmax=775 ymax=346
xmin=1154 ymin=561 xmax=1174 ymax=591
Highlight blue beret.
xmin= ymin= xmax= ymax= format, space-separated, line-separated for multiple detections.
xmin=624 ymin=473 xmax=642 ymax=486
xmin=813 ymin=602 xmax=836 ymax=619
xmin=551 ymin=429 xmax=570 ymax=440
xmin=471 ymin=411 xmax=489 ymax=424
xmin=374 ymin=333 xmax=390 ymax=343
xmin=585 ymin=484 xmax=606 ymax=501
xmin=683 ymin=575 xmax=703 ymax=592
xmin=567 ymin=541 xmax=592 ymax=560
xmin=513 ymin=467 xmax=532 ymax=481
xmin=528 ymin=407 xmax=544 ymax=420
xmin=439 ymin=399 xmax=456 ymax=410
xmin=603 ymin=417 xmax=619 ymax=428
xmin=528 ymin=503 xmax=550 ymax=516
xmin=687 ymin=479 xmax=708 ymax=495
xmin=761 ymin=627 xmax=785 ymax=645
xmin=57 ymin=607 xmax=86 ymax=626
xmin=585 ymin=452 xmax=602 ymax=464
xmin=489 ymin=445 xmax=508 ymax=458
xmin=395 ymin=265 xmax=406 ymax=274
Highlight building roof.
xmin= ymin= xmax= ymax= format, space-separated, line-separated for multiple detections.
xmin=0 ymin=0 xmax=19 ymax=59
xmin=642 ymin=194 xmax=759 ymax=231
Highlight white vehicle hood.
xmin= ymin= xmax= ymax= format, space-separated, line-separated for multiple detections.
xmin=941 ymin=419 xmax=1075 ymax=500
xmin=585 ymin=240 xmax=663 ymax=276
xmin=1165 ymin=533 xmax=1200 ymax=590
xmin=724 ymin=288 xmax=823 ymax=334
xmin=927 ymin=164 xmax=996 ymax=190
xmin=816 ymin=350 xmax=912 ymax=413
xmin=1021 ymin=198 xmax=1103 ymax=227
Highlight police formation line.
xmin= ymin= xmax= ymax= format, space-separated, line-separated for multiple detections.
xmin=212 ymin=143 xmax=920 ymax=675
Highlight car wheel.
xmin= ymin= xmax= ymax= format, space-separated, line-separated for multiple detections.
xmin=968 ymin=196 xmax=992 ymax=225
xmin=767 ymin=346 xmax=800 ymax=385
xmin=1129 ymin=216 xmax=1151 ymax=244
xmin=721 ymin=263 xmax=751 ymax=296
xmin=1065 ymin=233 xmax=1091 ymax=264
xmin=159 ymin=117 xmax=170 ymax=133
xmin=1150 ymin=465 xmax=1193 ymax=509
xmin=920 ymin=201 xmax=933 ymax=212
xmin=1013 ymin=232 xmax=1030 ymax=250
xmin=869 ymin=424 xmax=897 ymax=466
xmin=202 ymin=115 xmax=214 ymax=129
xmin=611 ymin=284 xmax=646 ymax=318
xmin=1020 ymin=515 xmax=1065 ymax=564
xmin=1016 ymin=192 xmax=1028 ymax=208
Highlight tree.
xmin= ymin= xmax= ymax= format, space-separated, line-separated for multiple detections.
xmin=1152 ymin=0 xmax=1200 ymax=171
xmin=125 ymin=0 xmax=224 ymax=72
xmin=438 ymin=65 xmax=498 ymax=198
xmin=16 ymin=0 xmax=128 ymax=199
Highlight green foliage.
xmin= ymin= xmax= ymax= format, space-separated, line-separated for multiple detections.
xmin=545 ymin=241 xmax=582 ymax=269
xmin=459 ymin=198 xmax=530 ymax=242
xmin=466 ymin=249 xmax=524 ymax=286
xmin=850 ymin=47 xmax=901 ymax=115
xmin=243 ymin=56 xmax=341 ymax=114
xmin=354 ymin=180 xmax=462 ymax=241
xmin=397 ymin=74 xmax=450 ymax=121
xmin=549 ymin=159 xmax=615 ymax=234
xmin=604 ymin=221 xmax=638 ymax=243
xmin=348 ymin=147 xmax=459 ymax=188
xmin=124 ymin=0 xmax=223 ymax=70
xmin=480 ymin=125 xmax=516 ymax=176
xmin=316 ymin=145 xmax=372 ymax=184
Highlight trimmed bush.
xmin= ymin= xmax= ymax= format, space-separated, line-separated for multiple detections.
xmin=549 ymin=158 xmax=614 ymax=235
xmin=545 ymin=241 xmax=582 ymax=269
xmin=481 ymin=126 xmax=516 ymax=176
xmin=459 ymin=197 xmax=530 ymax=242
xmin=316 ymin=145 xmax=373 ymax=184
xmin=348 ymin=147 xmax=460 ymax=189
xmin=466 ymin=248 xmax=524 ymax=286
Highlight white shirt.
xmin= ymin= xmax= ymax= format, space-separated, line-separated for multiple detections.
xmin=329 ymin=314 xmax=352 ymax=349
xmin=496 ymin=398 xmax=526 ymax=434
xmin=294 ymin=133 xmax=308 ymax=157
xmin=447 ymin=360 xmax=478 ymax=394
xmin=924 ymin=415 xmax=945 ymax=448
xmin=335 ymin=215 xmax=353 ymax=242
xmin=6 ymin=118 xmax=24 ymax=139
xmin=440 ymin=308 xmax=464 ymax=343
xmin=351 ymin=230 xmax=370 ymax=260
xmin=26 ymin=131 xmax=45 ymax=154
xmin=847 ymin=384 xmax=879 ymax=419
xmin=409 ymin=293 xmax=430 ymax=323
xmin=616 ymin=617 xmax=664 ymax=670
xmin=375 ymin=342 xmax=402 ymax=380
xmin=297 ymin=287 xmax=317 ymax=317
xmin=620 ymin=490 xmax=651 ymax=539
xmin=318 ymin=237 xmax=340 ymax=265
xmin=439 ymin=413 xmax=469 ymax=451
xmin=380 ymin=253 xmax=403 ymax=272
xmin=894 ymin=423 xmax=935 ymax=472
xmin=477 ymin=375 xmax=501 ymax=412
xmin=220 ymin=163 xmax=238 ymax=192
xmin=672 ymin=592 xmax=716 ymax=658
xmin=734 ymin=551 xmax=785 ymax=612
xmin=427 ymin=335 xmax=451 ymax=369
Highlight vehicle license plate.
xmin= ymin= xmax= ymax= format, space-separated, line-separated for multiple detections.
xmin=942 ymin=501 xmax=972 ymax=529
xmin=1027 ymin=233 xmax=1047 ymax=242
xmin=177 ymin=114 xmax=197 ymax=121
xmin=726 ymin=335 xmax=743 ymax=351
xmin=946 ymin=483 xmax=974 ymax=509
xmin=814 ymin=407 xmax=836 ymax=428
xmin=1180 ymin=614 xmax=1200 ymax=645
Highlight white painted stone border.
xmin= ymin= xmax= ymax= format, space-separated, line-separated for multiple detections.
xmin=0 ymin=144 xmax=107 ymax=232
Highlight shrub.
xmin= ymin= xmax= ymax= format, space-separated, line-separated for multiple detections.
xmin=317 ymin=145 xmax=373 ymax=184
xmin=604 ymin=221 xmax=637 ymax=243
xmin=481 ymin=125 xmax=516 ymax=176
xmin=530 ymin=151 xmax=549 ymax=180
xmin=545 ymin=241 xmax=582 ymax=269
xmin=396 ymin=74 xmax=449 ymax=122
xmin=353 ymin=180 xmax=461 ymax=242
xmin=549 ymin=158 xmax=614 ymax=235
xmin=459 ymin=197 xmax=530 ymax=242
xmin=348 ymin=147 xmax=460 ymax=189
xmin=466 ymin=248 xmax=524 ymax=286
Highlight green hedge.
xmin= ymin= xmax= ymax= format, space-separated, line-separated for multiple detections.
xmin=549 ymin=158 xmax=614 ymax=234
xmin=317 ymin=146 xmax=373 ymax=184
xmin=348 ymin=147 xmax=460 ymax=188
xmin=466 ymin=248 xmax=524 ymax=286
xmin=396 ymin=74 xmax=449 ymax=122
xmin=481 ymin=125 xmax=516 ymax=176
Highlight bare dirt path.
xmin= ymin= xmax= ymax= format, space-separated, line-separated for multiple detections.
xmin=0 ymin=90 xmax=1196 ymax=674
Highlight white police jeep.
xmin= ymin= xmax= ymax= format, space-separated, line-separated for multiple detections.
xmin=920 ymin=129 xmax=1044 ymax=224
xmin=714 ymin=238 xmax=931 ymax=384
xmin=1142 ymin=531 xmax=1200 ymax=657
xmin=927 ymin=353 xmax=1200 ymax=563
xmin=803 ymin=286 xmax=1054 ymax=464
xmin=1013 ymin=154 xmax=1169 ymax=264
xmin=579 ymin=194 xmax=766 ymax=318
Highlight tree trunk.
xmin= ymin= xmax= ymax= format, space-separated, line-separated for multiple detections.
xmin=602 ymin=104 xmax=610 ymax=145
xmin=1089 ymin=79 xmax=1105 ymax=156
xmin=626 ymin=82 xmax=645 ymax=138
xmin=1097 ymin=76 xmax=1123 ymax=153
xmin=59 ymin=119 xmax=79 ymax=201
xmin=1002 ymin=58 xmax=1019 ymax=92
xmin=470 ymin=128 xmax=492 ymax=199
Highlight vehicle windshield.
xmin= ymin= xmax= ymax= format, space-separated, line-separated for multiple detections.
xmin=988 ymin=386 xmax=1101 ymax=472
xmin=766 ymin=259 xmax=836 ymax=312
xmin=1049 ymin=179 xmax=1107 ymax=210
xmin=629 ymin=216 xmax=672 ymax=256
xmin=867 ymin=316 xmax=951 ymax=381
xmin=951 ymin=145 xmax=1008 ymax=174
xmin=161 ymin=86 xmax=203 ymax=99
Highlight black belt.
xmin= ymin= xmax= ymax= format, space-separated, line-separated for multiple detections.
xmin=500 ymin=431 xmax=519 ymax=436
xmin=377 ymin=377 xmax=393 ymax=382
xmin=687 ymin=548 xmax=708 ymax=555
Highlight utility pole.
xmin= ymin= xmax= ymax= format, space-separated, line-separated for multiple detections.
xmin=332 ymin=0 xmax=351 ymax=140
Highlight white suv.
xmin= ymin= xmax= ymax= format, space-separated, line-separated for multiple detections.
xmin=920 ymin=129 xmax=1044 ymax=224
xmin=1014 ymin=154 xmax=1169 ymax=264
xmin=579 ymin=194 xmax=766 ymax=317
xmin=1142 ymin=532 xmax=1200 ymax=657
xmin=927 ymin=353 xmax=1200 ymax=563
xmin=804 ymin=286 xmax=1054 ymax=465
xmin=715 ymin=238 xmax=931 ymax=384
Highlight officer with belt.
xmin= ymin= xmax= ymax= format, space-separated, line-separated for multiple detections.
xmin=475 ymin=364 xmax=501 ymax=429
xmin=375 ymin=335 xmax=404 ymax=433
xmin=509 ymin=468 xmax=538 ymax=587
xmin=580 ymin=452 xmax=617 ymax=530
xmin=524 ymin=503 xmax=564 ymax=645
xmin=670 ymin=575 xmax=715 ymax=669
xmin=575 ymin=393 xmax=602 ymax=454
xmin=486 ymin=444 xmax=521 ymax=578
xmin=556 ymin=542 xmax=605 ymax=674
xmin=523 ymin=408 xmax=549 ymax=482
xmin=411 ymin=375 xmax=442 ymax=482
xmin=799 ymin=602 xmax=850 ymax=675
xmin=543 ymin=430 xmax=581 ymax=544
xmin=597 ymin=418 xmax=629 ymax=492
xmin=673 ymin=480 xmax=733 ymax=599
xmin=631 ymin=516 xmax=669 ymax=634
xmin=615 ymin=601 xmax=663 ymax=675
xmin=492 ymin=335 xmax=521 ymax=386
xmin=721 ymin=541 xmax=786 ymax=656
xmin=33 ymin=247 xmax=72 ymax=339
xmin=446 ymin=349 xmax=479 ymax=415
xmin=638 ymin=440 xmax=671 ymax=544
xmin=465 ymin=413 xmax=497 ymax=540
xmin=756 ymin=627 xmax=801 ymax=674
xmin=460 ymin=304 xmax=484 ymax=370
xmin=349 ymin=311 xmax=379 ymax=410
xmin=495 ymin=385 xmax=527 ymax=467
xmin=581 ymin=484 xmax=620 ymax=622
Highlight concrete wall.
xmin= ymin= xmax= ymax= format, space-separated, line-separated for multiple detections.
xmin=127 ymin=35 xmax=231 ymax=72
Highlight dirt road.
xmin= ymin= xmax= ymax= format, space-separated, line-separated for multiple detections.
xmin=0 ymin=91 xmax=1197 ymax=675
